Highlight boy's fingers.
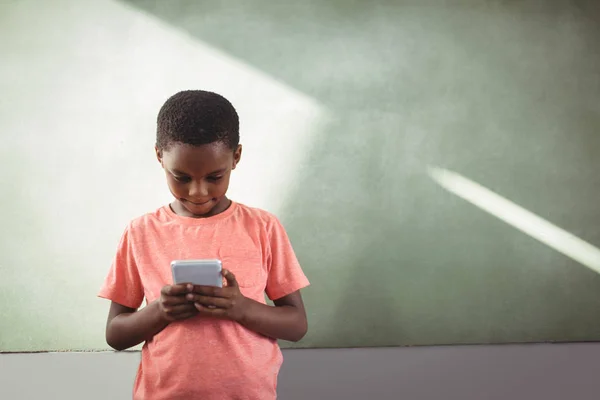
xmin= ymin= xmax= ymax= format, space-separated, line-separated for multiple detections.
xmin=163 ymin=297 xmax=190 ymax=307
xmin=190 ymin=295 xmax=230 ymax=309
xmin=195 ymin=303 xmax=227 ymax=317
xmin=222 ymin=269 xmax=238 ymax=288
xmin=190 ymin=285 xmax=227 ymax=298
xmin=162 ymin=284 xmax=192 ymax=296
xmin=162 ymin=303 xmax=196 ymax=314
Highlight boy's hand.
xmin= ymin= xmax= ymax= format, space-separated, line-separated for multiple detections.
xmin=157 ymin=284 xmax=199 ymax=322
xmin=186 ymin=269 xmax=251 ymax=323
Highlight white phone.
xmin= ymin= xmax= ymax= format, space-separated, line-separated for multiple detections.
xmin=171 ymin=259 xmax=223 ymax=287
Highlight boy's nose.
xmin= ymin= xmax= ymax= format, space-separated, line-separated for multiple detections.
xmin=189 ymin=181 xmax=208 ymax=197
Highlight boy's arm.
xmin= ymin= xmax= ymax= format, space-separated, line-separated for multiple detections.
xmin=240 ymin=290 xmax=308 ymax=342
xmin=106 ymin=284 xmax=199 ymax=351
xmin=189 ymin=270 xmax=308 ymax=342
xmin=105 ymin=301 xmax=169 ymax=351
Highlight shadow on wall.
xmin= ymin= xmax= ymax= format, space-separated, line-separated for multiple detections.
xmin=121 ymin=0 xmax=600 ymax=347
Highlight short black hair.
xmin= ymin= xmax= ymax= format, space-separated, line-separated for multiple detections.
xmin=156 ymin=90 xmax=239 ymax=151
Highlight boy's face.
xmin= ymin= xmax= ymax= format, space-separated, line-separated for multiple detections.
xmin=156 ymin=141 xmax=242 ymax=217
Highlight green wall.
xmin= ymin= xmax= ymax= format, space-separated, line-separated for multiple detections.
xmin=1 ymin=0 xmax=599 ymax=351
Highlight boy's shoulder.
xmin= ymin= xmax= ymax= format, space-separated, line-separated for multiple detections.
xmin=124 ymin=205 xmax=172 ymax=232
xmin=234 ymin=202 xmax=280 ymax=224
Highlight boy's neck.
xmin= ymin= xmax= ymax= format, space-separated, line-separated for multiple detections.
xmin=170 ymin=197 xmax=232 ymax=218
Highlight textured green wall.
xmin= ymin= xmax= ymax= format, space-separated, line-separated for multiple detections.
xmin=1 ymin=0 xmax=599 ymax=351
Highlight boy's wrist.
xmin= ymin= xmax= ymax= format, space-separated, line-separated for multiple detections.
xmin=151 ymin=300 xmax=171 ymax=327
xmin=237 ymin=297 xmax=259 ymax=326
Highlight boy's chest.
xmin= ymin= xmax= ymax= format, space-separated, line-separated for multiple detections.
xmin=134 ymin=226 xmax=268 ymax=302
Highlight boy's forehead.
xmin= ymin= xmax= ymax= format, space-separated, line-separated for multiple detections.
xmin=163 ymin=142 xmax=232 ymax=172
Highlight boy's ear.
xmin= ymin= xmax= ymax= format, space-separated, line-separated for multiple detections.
xmin=232 ymin=144 xmax=242 ymax=170
xmin=155 ymin=146 xmax=163 ymax=166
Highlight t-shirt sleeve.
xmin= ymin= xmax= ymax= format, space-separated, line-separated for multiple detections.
xmin=97 ymin=224 xmax=145 ymax=309
xmin=265 ymin=216 xmax=310 ymax=301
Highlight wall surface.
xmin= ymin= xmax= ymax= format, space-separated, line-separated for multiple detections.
xmin=2 ymin=344 xmax=600 ymax=400
xmin=1 ymin=0 xmax=599 ymax=352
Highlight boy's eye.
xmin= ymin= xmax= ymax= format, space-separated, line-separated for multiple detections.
xmin=173 ymin=175 xmax=191 ymax=183
xmin=207 ymin=176 xmax=223 ymax=182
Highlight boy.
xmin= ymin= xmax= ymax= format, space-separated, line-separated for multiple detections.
xmin=98 ymin=90 xmax=309 ymax=399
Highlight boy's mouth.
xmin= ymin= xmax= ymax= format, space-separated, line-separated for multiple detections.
xmin=185 ymin=199 xmax=212 ymax=206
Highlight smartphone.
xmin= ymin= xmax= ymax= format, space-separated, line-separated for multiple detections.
xmin=171 ymin=259 xmax=223 ymax=287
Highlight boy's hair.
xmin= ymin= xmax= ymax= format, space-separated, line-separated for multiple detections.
xmin=156 ymin=90 xmax=239 ymax=151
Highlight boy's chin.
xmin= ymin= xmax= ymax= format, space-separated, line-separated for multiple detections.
xmin=177 ymin=197 xmax=227 ymax=217
xmin=181 ymin=200 xmax=214 ymax=216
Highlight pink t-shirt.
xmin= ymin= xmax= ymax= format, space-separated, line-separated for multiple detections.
xmin=98 ymin=202 xmax=309 ymax=400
